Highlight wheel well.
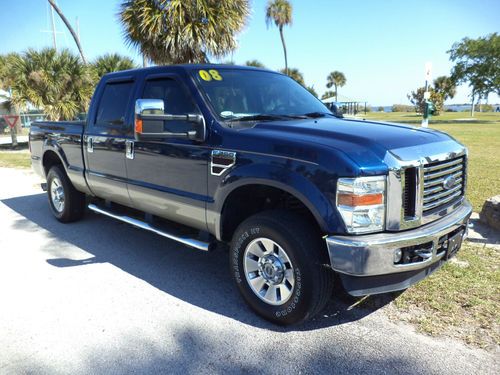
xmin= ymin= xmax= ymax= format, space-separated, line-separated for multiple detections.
xmin=220 ymin=184 xmax=321 ymax=242
xmin=42 ymin=151 xmax=63 ymax=176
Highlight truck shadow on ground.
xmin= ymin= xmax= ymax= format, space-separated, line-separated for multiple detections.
xmin=3 ymin=193 xmax=400 ymax=332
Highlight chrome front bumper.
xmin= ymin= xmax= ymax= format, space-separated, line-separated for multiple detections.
xmin=326 ymin=200 xmax=472 ymax=278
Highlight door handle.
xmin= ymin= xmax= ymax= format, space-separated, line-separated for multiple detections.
xmin=87 ymin=136 xmax=94 ymax=153
xmin=125 ymin=140 xmax=134 ymax=160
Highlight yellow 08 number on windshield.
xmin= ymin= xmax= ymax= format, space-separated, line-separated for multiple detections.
xmin=199 ymin=69 xmax=223 ymax=81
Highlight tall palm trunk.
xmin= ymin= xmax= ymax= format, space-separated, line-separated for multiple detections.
xmin=470 ymin=92 xmax=475 ymax=117
xmin=335 ymin=84 xmax=338 ymax=102
xmin=279 ymin=25 xmax=288 ymax=75
xmin=48 ymin=0 xmax=87 ymax=64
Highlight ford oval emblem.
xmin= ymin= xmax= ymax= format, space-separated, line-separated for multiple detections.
xmin=443 ymin=175 xmax=456 ymax=190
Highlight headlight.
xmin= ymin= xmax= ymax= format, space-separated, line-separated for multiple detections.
xmin=336 ymin=176 xmax=386 ymax=234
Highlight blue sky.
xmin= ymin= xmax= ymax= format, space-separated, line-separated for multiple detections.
xmin=1 ymin=0 xmax=499 ymax=106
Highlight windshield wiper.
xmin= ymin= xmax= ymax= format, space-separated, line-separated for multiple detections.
xmin=234 ymin=114 xmax=305 ymax=122
xmin=302 ymin=112 xmax=338 ymax=118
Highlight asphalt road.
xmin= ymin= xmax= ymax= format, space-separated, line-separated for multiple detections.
xmin=0 ymin=167 xmax=498 ymax=374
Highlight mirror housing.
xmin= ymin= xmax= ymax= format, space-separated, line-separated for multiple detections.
xmin=134 ymin=99 xmax=205 ymax=141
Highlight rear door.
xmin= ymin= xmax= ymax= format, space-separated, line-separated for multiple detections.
xmin=125 ymin=74 xmax=209 ymax=231
xmin=84 ymin=77 xmax=134 ymax=206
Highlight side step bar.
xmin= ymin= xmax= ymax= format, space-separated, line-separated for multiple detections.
xmin=88 ymin=204 xmax=214 ymax=251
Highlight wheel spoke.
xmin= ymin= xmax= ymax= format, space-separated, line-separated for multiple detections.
xmin=248 ymin=241 xmax=266 ymax=257
xmin=260 ymin=238 xmax=276 ymax=254
xmin=264 ymin=284 xmax=278 ymax=303
xmin=245 ymin=257 xmax=259 ymax=273
xmin=278 ymin=284 xmax=291 ymax=302
xmin=249 ymin=275 xmax=267 ymax=292
xmin=273 ymin=243 xmax=279 ymax=254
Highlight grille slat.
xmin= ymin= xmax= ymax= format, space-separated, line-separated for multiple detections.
xmin=424 ymin=164 xmax=462 ymax=180
xmin=422 ymin=156 xmax=465 ymax=214
xmin=424 ymin=177 xmax=463 ymax=195
xmin=423 ymin=172 xmax=463 ymax=189
xmin=423 ymin=158 xmax=462 ymax=173
xmin=423 ymin=184 xmax=462 ymax=203
xmin=423 ymin=190 xmax=462 ymax=210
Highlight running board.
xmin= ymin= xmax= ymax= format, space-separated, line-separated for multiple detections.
xmin=88 ymin=203 xmax=213 ymax=251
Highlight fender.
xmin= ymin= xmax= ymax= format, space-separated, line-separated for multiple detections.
xmin=42 ymin=136 xmax=93 ymax=195
xmin=207 ymin=160 xmax=346 ymax=240
xmin=42 ymin=138 xmax=70 ymax=173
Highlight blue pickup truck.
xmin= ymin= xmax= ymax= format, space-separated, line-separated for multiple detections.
xmin=30 ymin=65 xmax=472 ymax=325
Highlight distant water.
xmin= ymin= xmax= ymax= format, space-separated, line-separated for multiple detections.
xmin=377 ymin=104 xmax=500 ymax=112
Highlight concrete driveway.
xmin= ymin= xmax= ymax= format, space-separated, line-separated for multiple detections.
xmin=0 ymin=167 xmax=498 ymax=374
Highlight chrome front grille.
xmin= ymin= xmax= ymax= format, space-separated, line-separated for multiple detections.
xmin=422 ymin=156 xmax=465 ymax=214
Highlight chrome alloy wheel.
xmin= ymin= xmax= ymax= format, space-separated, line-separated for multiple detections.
xmin=50 ymin=176 xmax=65 ymax=213
xmin=243 ymin=238 xmax=295 ymax=306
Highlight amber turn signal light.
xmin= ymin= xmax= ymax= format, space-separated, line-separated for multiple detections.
xmin=337 ymin=193 xmax=383 ymax=207
xmin=135 ymin=118 xmax=143 ymax=134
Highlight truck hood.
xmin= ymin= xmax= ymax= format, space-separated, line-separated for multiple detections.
xmin=248 ymin=117 xmax=463 ymax=171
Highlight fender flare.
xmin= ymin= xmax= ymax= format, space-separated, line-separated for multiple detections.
xmin=41 ymin=139 xmax=70 ymax=175
xmin=210 ymin=162 xmax=341 ymax=239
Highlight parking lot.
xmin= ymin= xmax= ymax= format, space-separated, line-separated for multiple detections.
xmin=0 ymin=167 xmax=498 ymax=374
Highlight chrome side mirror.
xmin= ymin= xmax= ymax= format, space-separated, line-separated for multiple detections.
xmin=134 ymin=98 xmax=205 ymax=141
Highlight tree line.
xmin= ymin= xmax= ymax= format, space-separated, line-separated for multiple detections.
xmin=407 ymin=33 xmax=498 ymax=116
xmin=2 ymin=0 xmax=497 ymax=119
xmin=0 ymin=50 xmax=136 ymax=121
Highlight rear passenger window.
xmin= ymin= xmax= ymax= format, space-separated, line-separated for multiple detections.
xmin=95 ymin=81 xmax=133 ymax=126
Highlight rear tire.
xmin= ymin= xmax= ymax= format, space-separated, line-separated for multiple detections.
xmin=230 ymin=210 xmax=334 ymax=325
xmin=47 ymin=165 xmax=85 ymax=223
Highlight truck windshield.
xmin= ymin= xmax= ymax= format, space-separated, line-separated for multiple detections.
xmin=192 ymin=68 xmax=330 ymax=122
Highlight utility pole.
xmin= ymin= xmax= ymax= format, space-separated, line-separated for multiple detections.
xmin=50 ymin=2 xmax=57 ymax=50
xmin=421 ymin=62 xmax=432 ymax=127
xmin=48 ymin=0 xmax=87 ymax=64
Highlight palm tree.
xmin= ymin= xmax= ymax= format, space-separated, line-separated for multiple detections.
xmin=245 ymin=59 xmax=266 ymax=68
xmin=433 ymin=76 xmax=457 ymax=101
xmin=326 ymin=71 xmax=346 ymax=102
xmin=265 ymin=0 xmax=293 ymax=75
xmin=48 ymin=0 xmax=87 ymax=64
xmin=0 ymin=53 xmax=20 ymax=89
xmin=279 ymin=67 xmax=304 ymax=86
xmin=93 ymin=53 xmax=137 ymax=79
xmin=321 ymin=90 xmax=336 ymax=100
xmin=119 ymin=0 xmax=250 ymax=65
xmin=7 ymin=48 xmax=94 ymax=121
xmin=306 ymin=85 xmax=317 ymax=98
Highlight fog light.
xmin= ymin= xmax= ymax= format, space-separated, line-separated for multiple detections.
xmin=394 ymin=248 xmax=403 ymax=264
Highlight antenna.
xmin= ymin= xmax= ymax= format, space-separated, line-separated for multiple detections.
xmin=41 ymin=0 xmax=63 ymax=49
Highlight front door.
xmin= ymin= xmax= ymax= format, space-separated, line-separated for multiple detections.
xmin=84 ymin=78 xmax=135 ymax=207
xmin=125 ymin=75 xmax=209 ymax=231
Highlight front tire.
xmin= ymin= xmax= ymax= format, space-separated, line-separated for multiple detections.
xmin=47 ymin=165 xmax=85 ymax=223
xmin=230 ymin=210 xmax=334 ymax=325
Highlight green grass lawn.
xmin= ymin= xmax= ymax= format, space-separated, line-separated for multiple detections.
xmin=390 ymin=243 xmax=499 ymax=349
xmin=0 ymin=149 xmax=31 ymax=168
xmin=359 ymin=111 xmax=500 ymax=349
xmin=361 ymin=111 xmax=500 ymax=212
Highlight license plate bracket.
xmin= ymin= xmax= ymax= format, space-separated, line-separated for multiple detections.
xmin=446 ymin=230 xmax=464 ymax=260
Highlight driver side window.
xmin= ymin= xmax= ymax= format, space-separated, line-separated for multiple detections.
xmin=142 ymin=78 xmax=199 ymax=133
